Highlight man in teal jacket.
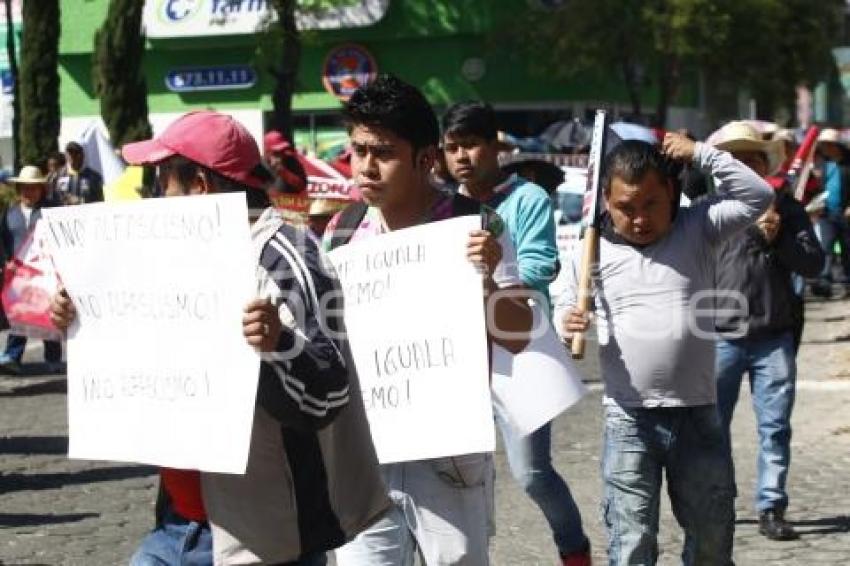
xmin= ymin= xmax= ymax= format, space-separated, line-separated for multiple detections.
xmin=442 ymin=102 xmax=590 ymax=566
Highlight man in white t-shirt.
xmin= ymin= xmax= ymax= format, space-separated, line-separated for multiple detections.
xmin=326 ymin=75 xmax=533 ymax=566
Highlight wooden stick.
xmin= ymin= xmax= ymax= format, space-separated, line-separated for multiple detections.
xmin=570 ymin=226 xmax=598 ymax=359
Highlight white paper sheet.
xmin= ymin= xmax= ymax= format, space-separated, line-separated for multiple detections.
xmin=328 ymin=216 xmax=494 ymax=463
xmin=491 ymin=303 xmax=588 ymax=436
xmin=42 ymin=193 xmax=259 ymax=474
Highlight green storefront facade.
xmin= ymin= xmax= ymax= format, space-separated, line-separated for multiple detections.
xmin=58 ymin=0 xmax=700 ymax=154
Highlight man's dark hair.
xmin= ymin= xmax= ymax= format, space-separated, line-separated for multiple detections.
xmin=602 ymin=140 xmax=676 ymax=194
xmin=441 ymin=101 xmax=498 ymax=141
xmin=65 ymin=142 xmax=83 ymax=155
xmin=48 ymin=151 xmax=66 ymax=166
xmin=343 ymin=74 xmax=439 ymax=153
xmin=158 ymin=155 xmax=271 ymax=210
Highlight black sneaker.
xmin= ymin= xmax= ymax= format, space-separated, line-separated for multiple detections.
xmin=759 ymin=509 xmax=799 ymax=541
xmin=0 ymin=356 xmax=22 ymax=376
xmin=811 ymin=281 xmax=833 ymax=298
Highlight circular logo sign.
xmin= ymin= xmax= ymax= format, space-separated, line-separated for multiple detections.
xmin=322 ymin=44 xmax=378 ymax=101
xmin=158 ymin=0 xmax=204 ymax=25
xmin=461 ymin=58 xmax=486 ymax=82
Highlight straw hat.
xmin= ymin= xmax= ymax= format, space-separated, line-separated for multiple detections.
xmin=9 ymin=165 xmax=47 ymax=184
xmin=817 ymin=128 xmax=843 ymax=146
xmin=772 ymin=128 xmax=796 ymax=144
xmin=308 ymin=198 xmax=346 ymax=218
xmin=710 ymin=121 xmax=785 ymax=174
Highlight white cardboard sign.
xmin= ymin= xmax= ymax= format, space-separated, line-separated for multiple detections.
xmin=491 ymin=303 xmax=588 ymax=436
xmin=328 ymin=216 xmax=494 ymax=463
xmin=42 ymin=194 xmax=259 ymax=474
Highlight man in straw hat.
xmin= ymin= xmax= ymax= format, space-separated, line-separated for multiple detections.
xmin=557 ymin=130 xmax=773 ymax=564
xmin=811 ymin=128 xmax=850 ymax=298
xmin=0 ymin=165 xmax=63 ymax=375
xmin=306 ymin=197 xmax=346 ymax=239
xmin=49 ymin=110 xmax=388 ymax=565
xmin=711 ymin=121 xmax=824 ymax=542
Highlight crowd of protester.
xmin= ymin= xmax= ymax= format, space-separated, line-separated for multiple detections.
xmin=1 ymin=73 xmax=847 ymax=565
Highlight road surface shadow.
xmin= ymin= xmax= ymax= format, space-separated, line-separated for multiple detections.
xmin=0 ymin=378 xmax=66 ymax=397
xmin=0 ymin=465 xmax=155 ymax=495
xmin=801 ymin=333 xmax=850 ymax=345
xmin=0 ymin=435 xmax=68 ymax=455
xmin=0 ymin=512 xmax=98 ymax=527
xmin=736 ymin=515 xmax=850 ymax=536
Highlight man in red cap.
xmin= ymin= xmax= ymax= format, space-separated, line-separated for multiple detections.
xmin=264 ymin=130 xmax=308 ymax=194
xmin=263 ymin=130 xmax=310 ymax=222
xmin=49 ymin=111 xmax=389 ymax=566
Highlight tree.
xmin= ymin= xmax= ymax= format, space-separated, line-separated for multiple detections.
xmin=93 ymin=0 xmax=152 ymax=148
xmin=263 ymin=0 xmax=355 ymax=139
xmin=507 ymin=0 xmax=843 ymax=127
xmin=265 ymin=0 xmax=301 ymax=140
xmin=708 ymin=0 xmax=843 ymax=121
xmin=18 ymin=0 xmax=60 ymax=165
xmin=4 ymin=0 xmax=19 ymax=171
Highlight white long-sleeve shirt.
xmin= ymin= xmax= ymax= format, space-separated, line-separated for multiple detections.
xmin=555 ymin=143 xmax=773 ymax=407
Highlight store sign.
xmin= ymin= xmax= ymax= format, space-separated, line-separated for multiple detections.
xmin=322 ymin=44 xmax=377 ymax=101
xmin=143 ymin=0 xmax=389 ymax=38
xmin=166 ymin=65 xmax=257 ymax=92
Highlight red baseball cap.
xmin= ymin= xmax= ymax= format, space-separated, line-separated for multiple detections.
xmin=264 ymin=130 xmax=292 ymax=154
xmin=122 ymin=111 xmax=270 ymax=189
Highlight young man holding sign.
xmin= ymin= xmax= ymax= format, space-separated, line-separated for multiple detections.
xmin=442 ymin=102 xmax=590 ymax=566
xmin=325 ymin=75 xmax=532 ymax=565
xmin=557 ymin=134 xmax=773 ymax=564
xmin=50 ymin=111 xmax=388 ymax=566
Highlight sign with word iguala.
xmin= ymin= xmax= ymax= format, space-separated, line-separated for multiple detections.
xmin=42 ymin=193 xmax=259 ymax=474
xmin=327 ymin=216 xmax=494 ymax=463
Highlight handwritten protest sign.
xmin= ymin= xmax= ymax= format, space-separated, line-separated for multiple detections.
xmin=42 ymin=194 xmax=259 ymax=474
xmin=328 ymin=216 xmax=494 ymax=463
xmin=1 ymin=221 xmax=62 ymax=340
xmin=491 ymin=303 xmax=588 ymax=436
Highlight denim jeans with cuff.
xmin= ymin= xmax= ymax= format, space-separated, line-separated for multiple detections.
xmin=602 ymin=403 xmax=735 ymax=566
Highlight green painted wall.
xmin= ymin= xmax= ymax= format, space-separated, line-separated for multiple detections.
xmin=58 ymin=1 xmax=697 ymax=118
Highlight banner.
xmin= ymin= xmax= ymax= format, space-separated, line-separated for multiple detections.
xmin=78 ymin=122 xmax=126 ymax=186
xmin=1 ymin=221 xmax=62 ymax=341
xmin=327 ymin=216 xmax=494 ymax=463
xmin=42 ymin=194 xmax=259 ymax=474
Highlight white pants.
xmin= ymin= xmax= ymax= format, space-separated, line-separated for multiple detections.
xmin=335 ymin=455 xmax=492 ymax=566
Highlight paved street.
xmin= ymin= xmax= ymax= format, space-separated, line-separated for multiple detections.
xmin=1 ymin=298 xmax=849 ymax=565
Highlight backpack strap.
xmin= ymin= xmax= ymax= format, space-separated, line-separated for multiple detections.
xmin=328 ymin=201 xmax=369 ymax=250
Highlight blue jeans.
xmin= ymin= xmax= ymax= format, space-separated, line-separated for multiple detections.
xmin=129 ymin=508 xmax=212 ymax=566
xmin=602 ymin=404 xmax=735 ymax=566
xmin=816 ymin=212 xmax=850 ymax=282
xmin=715 ymin=332 xmax=796 ymax=513
xmin=4 ymin=333 xmax=61 ymax=363
xmin=130 ymin=506 xmax=328 ymax=566
xmin=494 ymin=408 xmax=588 ymax=555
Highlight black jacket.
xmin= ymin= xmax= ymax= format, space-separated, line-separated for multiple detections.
xmin=715 ymin=192 xmax=823 ymax=338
